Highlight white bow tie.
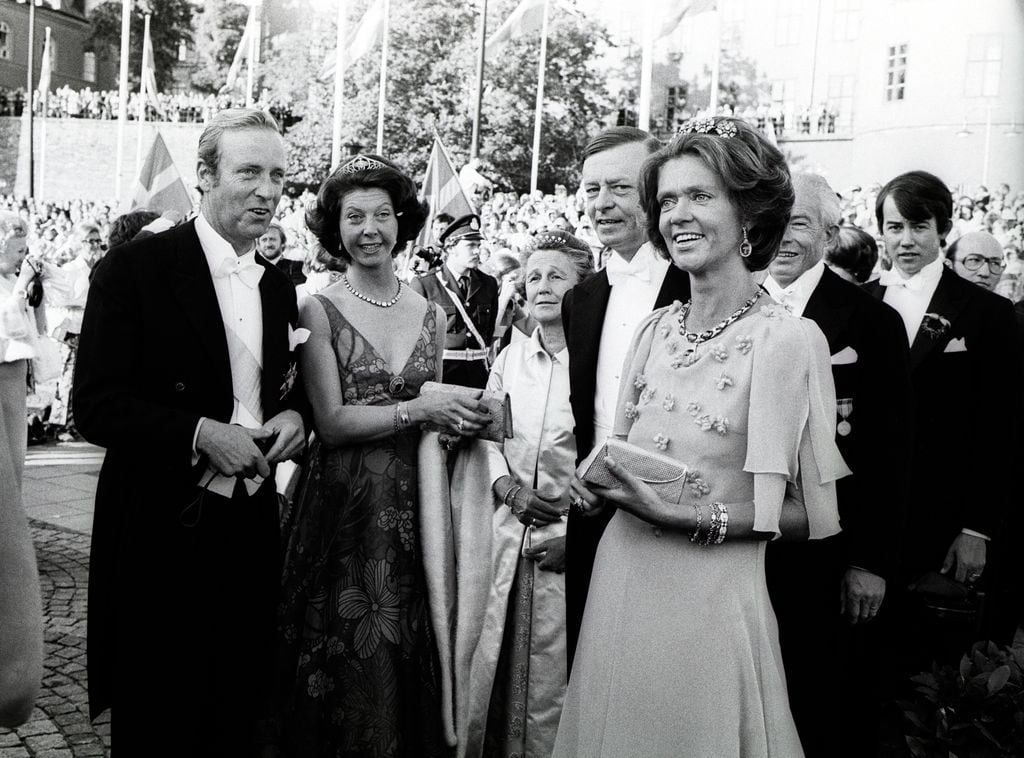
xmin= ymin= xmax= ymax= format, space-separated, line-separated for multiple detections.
xmin=214 ymin=256 xmax=264 ymax=289
xmin=605 ymin=253 xmax=650 ymax=287
xmin=879 ymin=268 xmax=932 ymax=293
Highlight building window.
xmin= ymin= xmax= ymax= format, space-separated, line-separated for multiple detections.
xmin=885 ymin=43 xmax=907 ymax=101
xmin=827 ymin=74 xmax=855 ymax=131
xmin=0 ymin=21 xmax=10 ymax=61
xmin=832 ymin=0 xmax=860 ymax=42
xmin=775 ymin=0 xmax=800 ymax=46
xmin=965 ymin=34 xmax=1001 ymax=98
xmin=83 ymin=51 xmax=96 ymax=82
xmin=178 ymin=39 xmax=188 ymax=62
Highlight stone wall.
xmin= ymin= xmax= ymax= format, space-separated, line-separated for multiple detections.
xmin=2 ymin=116 xmax=203 ymax=205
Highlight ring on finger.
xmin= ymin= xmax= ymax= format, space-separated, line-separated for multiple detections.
xmin=570 ymin=495 xmax=585 ymax=512
xmin=457 ymin=418 xmax=465 ymax=433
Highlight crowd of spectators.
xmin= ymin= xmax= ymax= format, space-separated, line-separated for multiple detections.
xmin=0 ymin=86 xmax=293 ymax=126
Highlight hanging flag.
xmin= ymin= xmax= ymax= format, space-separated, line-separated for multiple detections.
xmin=317 ymin=0 xmax=386 ymax=82
xmin=485 ymin=0 xmax=546 ymax=59
xmin=36 ymin=27 xmax=51 ymax=98
xmin=417 ymin=135 xmax=474 ymax=246
xmin=657 ymin=0 xmax=716 ymax=40
xmin=131 ymin=132 xmax=193 ymax=218
xmin=223 ymin=4 xmax=256 ymax=93
xmin=140 ymin=18 xmax=165 ymax=119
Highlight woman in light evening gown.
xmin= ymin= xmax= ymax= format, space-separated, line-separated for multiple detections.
xmin=272 ymin=154 xmax=489 ymax=757
xmin=553 ymin=117 xmax=850 ymax=758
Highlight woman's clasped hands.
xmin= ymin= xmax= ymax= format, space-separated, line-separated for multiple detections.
xmin=413 ymin=388 xmax=491 ymax=449
xmin=570 ymin=457 xmax=686 ymax=531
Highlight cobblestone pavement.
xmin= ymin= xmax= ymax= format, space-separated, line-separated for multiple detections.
xmin=1 ymin=442 xmax=110 ymax=758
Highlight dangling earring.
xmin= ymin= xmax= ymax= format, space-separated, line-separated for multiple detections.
xmin=739 ymin=227 xmax=753 ymax=258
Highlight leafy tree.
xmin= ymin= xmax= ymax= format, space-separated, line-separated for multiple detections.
xmin=88 ymin=0 xmax=194 ymax=92
xmin=259 ymin=0 xmax=609 ymax=192
xmin=188 ymin=0 xmax=250 ymax=94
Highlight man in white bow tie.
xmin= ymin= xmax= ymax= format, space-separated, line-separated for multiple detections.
xmin=560 ymin=126 xmax=691 ymax=669
xmin=863 ymin=171 xmax=1020 ymax=695
xmin=73 ymin=108 xmax=308 ymax=755
xmin=764 ymin=173 xmax=913 ymax=757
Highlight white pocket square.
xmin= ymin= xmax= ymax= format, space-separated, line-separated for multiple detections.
xmin=831 ymin=346 xmax=858 ymax=365
xmin=944 ymin=337 xmax=968 ymax=353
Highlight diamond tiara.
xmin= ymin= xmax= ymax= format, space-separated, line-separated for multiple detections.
xmin=338 ymin=154 xmax=388 ymax=175
xmin=676 ymin=117 xmax=738 ymax=139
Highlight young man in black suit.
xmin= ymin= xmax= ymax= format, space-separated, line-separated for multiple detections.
xmin=864 ymin=171 xmax=1019 ymax=678
xmin=561 ymin=127 xmax=690 ymax=669
xmin=73 ymin=109 xmax=307 ymax=756
xmin=764 ymin=173 xmax=914 ymax=757
xmin=409 ymin=213 xmax=498 ymax=388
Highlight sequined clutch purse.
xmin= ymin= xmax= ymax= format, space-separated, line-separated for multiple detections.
xmin=419 ymin=381 xmax=513 ymax=442
xmin=578 ymin=438 xmax=688 ymax=504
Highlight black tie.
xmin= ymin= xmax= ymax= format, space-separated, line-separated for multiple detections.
xmin=458 ymin=275 xmax=469 ymax=298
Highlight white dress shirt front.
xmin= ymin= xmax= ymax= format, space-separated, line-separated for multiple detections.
xmin=194 ymin=213 xmax=265 ymax=497
xmin=764 ymin=259 xmax=826 ymax=317
xmin=592 ymin=243 xmax=669 ymax=447
xmin=879 ymin=256 xmax=944 ymax=345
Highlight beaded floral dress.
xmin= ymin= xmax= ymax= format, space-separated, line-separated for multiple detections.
xmin=274 ymin=295 xmax=448 ymax=758
xmin=552 ymin=301 xmax=847 ymax=758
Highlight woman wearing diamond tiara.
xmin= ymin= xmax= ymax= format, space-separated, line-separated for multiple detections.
xmin=272 ymin=154 xmax=491 ymax=757
xmin=552 ymin=118 xmax=850 ymax=757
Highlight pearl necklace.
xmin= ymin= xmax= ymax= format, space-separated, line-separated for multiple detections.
xmin=677 ymin=289 xmax=763 ymax=346
xmin=342 ymin=274 xmax=403 ymax=308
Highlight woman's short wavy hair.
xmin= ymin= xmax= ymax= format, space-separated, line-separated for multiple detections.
xmin=306 ymin=154 xmax=428 ymax=263
xmin=640 ymin=117 xmax=794 ymax=272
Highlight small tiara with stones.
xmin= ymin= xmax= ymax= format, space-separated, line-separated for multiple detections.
xmin=677 ymin=117 xmax=738 ymax=139
xmin=338 ymin=154 xmax=388 ymax=175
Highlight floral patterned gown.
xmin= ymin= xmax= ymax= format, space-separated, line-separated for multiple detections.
xmin=275 ymin=295 xmax=448 ymax=758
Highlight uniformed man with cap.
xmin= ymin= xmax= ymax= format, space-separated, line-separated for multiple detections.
xmin=410 ymin=213 xmax=499 ymax=388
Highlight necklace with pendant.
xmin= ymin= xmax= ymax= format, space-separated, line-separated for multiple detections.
xmin=343 ymin=274 xmax=403 ymax=308
xmin=677 ymin=288 xmax=763 ymax=349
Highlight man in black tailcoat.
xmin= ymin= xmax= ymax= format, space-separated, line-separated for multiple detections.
xmin=764 ymin=172 xmax=913 ymax=757
xmin=73 ymin=109 xmax=307 ymax=756
xmin=561 ymin=127 xmax=690 ymax=669
xmin=863 ymin=171 xmax=1019 ymax=689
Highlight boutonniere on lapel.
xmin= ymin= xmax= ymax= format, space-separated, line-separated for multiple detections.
xmin=281 ymin=325 xmax=311 ymax=400
xmin=920 ymin=313 xmax=951 ymax=340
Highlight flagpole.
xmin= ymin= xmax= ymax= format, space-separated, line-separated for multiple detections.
xmin=638 ymin=1 xmax=654 ymax=132
xmin=114 ymin=0 xmax=132 ymax=201
xmin=136 ymin=13 xmax=150 ymax=182
xmin=330 ymin=0 xmax=348 ymax=170
xmin=246 ymin=0 xmax=261 ymax=107
xmin=25 ymin=0 xmax=35 ymax=199
xmin=375 ymin=0 xmax=390 ymax=154
xmin=39 ymin=25 xmax=50 ymax=201
xmin=470 ymin=0 xmax=488 ymax=160
xmin=529 ymin=0 xmax=549 ymax=194
xmin=707 ymin=7 xmax=720 ymax=116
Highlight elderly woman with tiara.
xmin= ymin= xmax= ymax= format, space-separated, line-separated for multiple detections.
xmin=272 ymin=154 xmax=491 ymax=757
xmin=553 ymin=118 xmax=850 ymax=757
xmin=447 ymin=229 xmax=595 ymax=758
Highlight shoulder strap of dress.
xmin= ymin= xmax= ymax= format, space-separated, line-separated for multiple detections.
xmin=313 ymin=293 xmax=345 ymax=338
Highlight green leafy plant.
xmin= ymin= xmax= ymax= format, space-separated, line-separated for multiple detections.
xmin=899 ymin=640 xmax=1024 ymax=757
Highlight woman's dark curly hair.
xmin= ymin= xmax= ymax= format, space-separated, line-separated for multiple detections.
xmin=640 ymin=117 xmax=794 ymax=272
xmin=306 ymin=154 xmax=428 ymax=262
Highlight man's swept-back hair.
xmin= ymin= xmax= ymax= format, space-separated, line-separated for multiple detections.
xmin=581 ymin=126 xmax=661 ymax=163
xmin=197 ymin=108 xmax=281 ymax=178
